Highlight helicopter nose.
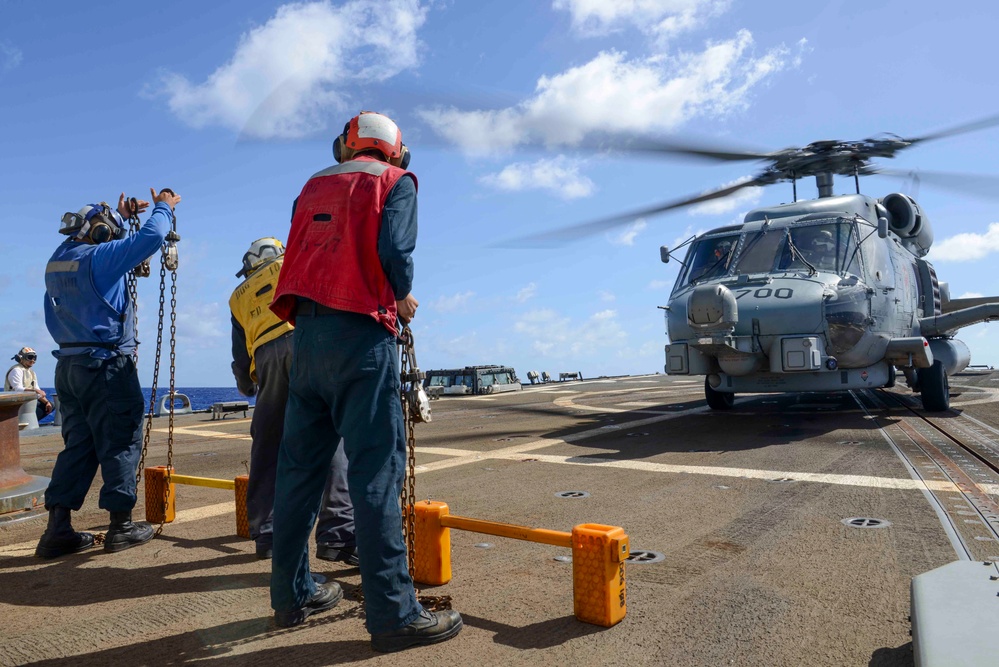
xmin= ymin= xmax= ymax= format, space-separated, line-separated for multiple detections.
xmin=687 ymin=284 xmax=738 ymax=331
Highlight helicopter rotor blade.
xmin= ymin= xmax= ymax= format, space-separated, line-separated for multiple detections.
xmin=497 ymin=175 xmax=772 ymax=247
xmin=870 ymin=167 xmax=999 ymax=199
xmin=907 ymin=112 xmax=999 ymax=144
xmin=578 ymin=133 xmax=776 ymax=163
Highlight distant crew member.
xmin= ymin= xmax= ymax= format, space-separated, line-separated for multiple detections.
xmin=5 ymin=346 xmax=52 ymax=427
xmin=229 ymin=237 xmax=357 ymax=562
xmin=269 ymin=111 xmax=463 ymax=650
xmin=36 ymin=189 xmax=180 ymax=559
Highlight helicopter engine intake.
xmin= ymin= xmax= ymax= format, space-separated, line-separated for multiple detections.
xmin=881 ymin=193 xmax=934 ymax=257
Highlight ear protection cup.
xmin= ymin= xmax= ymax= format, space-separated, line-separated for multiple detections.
xmin=396 ymin=144 xmax=411 ymax=170
xmin=89 ymin=221 xmax=114 ymax=244
xmin=333 ymin=122 xmax=351 ymax=163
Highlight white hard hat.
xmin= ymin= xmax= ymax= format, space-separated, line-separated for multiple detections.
xmin=237 ymin=237 xmax=285 ymax=277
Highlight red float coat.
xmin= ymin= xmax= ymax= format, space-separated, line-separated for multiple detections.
xmin=271 ymin=157 xmax=416 ymax=335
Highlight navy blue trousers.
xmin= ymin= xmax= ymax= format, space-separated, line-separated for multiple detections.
xmin=45 ymin=354 xmax=144 ymax=512
xmin=248 ymin=332 xmax=354 ymax=548
xmin=270 ymin=311 xmax=420 ymax=634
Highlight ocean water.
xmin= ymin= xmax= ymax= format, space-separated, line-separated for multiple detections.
xmin=37 ymin=387 xmax=254 ymax=424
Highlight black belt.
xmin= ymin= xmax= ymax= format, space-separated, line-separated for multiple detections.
xmin=59 ymin=342 xmax=119 ymax=350
xmin=296 ymin=300 xmax=339 ymax=316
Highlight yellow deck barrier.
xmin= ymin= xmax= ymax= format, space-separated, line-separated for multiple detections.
xmin=144 ymin=466 xmax=251 ymax=539
xmin=413 ymin=500 xmax=628 ymax=627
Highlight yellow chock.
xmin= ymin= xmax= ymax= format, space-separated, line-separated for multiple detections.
xmin=144 ymin=466 xmax=175 ymax=524
xmin=413 ymin=500 xmax=452 ymax=586
xmin=571 ymin=523 xmax=628 ymax=627
xmin=234 ymin=475 xmax=250 ymax=539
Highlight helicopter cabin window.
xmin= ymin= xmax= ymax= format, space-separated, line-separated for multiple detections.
xmin=730 ymin=227 xmax=786 ymax=275
xmin=678 ymin=234 xmax=741 ymax=286
xmin=775 ymin=222 xmax=858 ymax=275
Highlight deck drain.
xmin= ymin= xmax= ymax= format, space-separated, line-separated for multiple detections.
xmin=553 ymin=555 xmax=572 ymax=563
xmin=555 ymin=491 xmax=591 ymax=499
xmin=842 ymin=517 xmax=891 ymax=529
xmin=838 ymin=441 xmax=862 ymax=445
xmin=474 ymin=542 xmax=494 ymax=549
xmin=625 ymin=550 xmax=665 ymax=564
xmin=768 ymin=477 xmax=797 ymax=483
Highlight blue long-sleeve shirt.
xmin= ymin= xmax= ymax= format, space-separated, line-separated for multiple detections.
xmin=45 ymin=202 xmax=174 ymax=359
xmin=291 ymin=173 xmax=417 ymax=299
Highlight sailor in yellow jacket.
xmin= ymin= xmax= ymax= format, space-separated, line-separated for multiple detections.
xmin=230 ymin=237 xmax=356 ymax=562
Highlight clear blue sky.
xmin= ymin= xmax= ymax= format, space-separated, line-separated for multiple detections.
xmin=2 ymin=0 xmax=997 ymax=387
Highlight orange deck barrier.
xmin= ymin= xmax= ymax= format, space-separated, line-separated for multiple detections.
xmin=144 ymin=467 xmax=251 ymax=539
xmin=413 ymin=500 xmax=628 ymax=627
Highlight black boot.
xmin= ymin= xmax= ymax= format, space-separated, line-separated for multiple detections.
xmin=103 ymin=511 xmax=154 ymax=553
xmin=35 ymin=507 xmax=95 ymax=559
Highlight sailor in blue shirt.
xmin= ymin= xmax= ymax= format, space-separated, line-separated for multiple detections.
xmin=36 ymin=188 xmax=181 ymax=559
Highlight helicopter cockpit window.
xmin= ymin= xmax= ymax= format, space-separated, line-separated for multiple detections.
xmin=678 ymin=234 xmax=741 ymax=287
xmin=776 ymin=222 xmax=857 ymax=275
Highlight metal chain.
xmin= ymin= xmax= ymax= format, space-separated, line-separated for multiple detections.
xmin=135 ymin=241 xmax=166 ymax=486
xmin=397 ymin=326 xmax=452 ymax=610
xmin=126 ymin=198 xmax=142 ymax=365
xmin=399 ymin=326 xmax=418 ymax=579
xmin=159 ymin=219 xmax=178 ymax=537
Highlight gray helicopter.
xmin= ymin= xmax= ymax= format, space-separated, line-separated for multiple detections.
xmin=512 ymin=117 xmax=999 ymax=411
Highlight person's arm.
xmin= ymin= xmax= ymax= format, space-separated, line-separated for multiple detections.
xmin=230 ymin=316 xmax=256 ymax=397
xmin=91 ymin=189 xmax=181 ymax=292
xmin=377 ymin=175 xmax=418 ymax=322
xmin=6 ymin=367 xmax=25 ymax=392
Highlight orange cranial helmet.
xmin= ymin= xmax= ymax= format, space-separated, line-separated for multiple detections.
xmin=333 ymin=111 xmax=410 ymax=169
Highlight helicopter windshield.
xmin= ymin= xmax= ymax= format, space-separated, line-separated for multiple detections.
xmin=775 ymin=222 xmax=858 ymax=275
xmin=677 ymin=233 xmax=741 ymax=287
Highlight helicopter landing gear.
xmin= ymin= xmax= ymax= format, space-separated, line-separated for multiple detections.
xmin=884 ymin=365 xmax=897 ymax=389
xmin=705 ymin=377 xmax=735 ymax=410
xmin=917 ymin=361 xmax=950 ymax=412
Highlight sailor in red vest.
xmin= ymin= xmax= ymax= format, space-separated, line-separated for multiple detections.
xmin=268 ymin=112 xmax=462 ymax=651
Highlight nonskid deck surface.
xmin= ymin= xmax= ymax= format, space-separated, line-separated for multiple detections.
xmin=2 ymin=372 xmax=998 ymax=666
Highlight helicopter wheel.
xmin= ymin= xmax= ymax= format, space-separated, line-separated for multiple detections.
xmin=705 ymin=378 xmax=735 ymax=410
xmin=884 ymin=365 xmax=897 ymax=389
xmin=917 ymin=361 xmax=950 ymax=412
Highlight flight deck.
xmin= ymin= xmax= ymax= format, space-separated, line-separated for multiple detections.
xmin=2 ymin=371 xmax=998 ymax=666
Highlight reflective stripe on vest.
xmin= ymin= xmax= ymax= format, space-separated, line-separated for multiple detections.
xmin=229 ymin=256 xmax=293 ymax=381
xmin=271 ymin=156 xmax=417 ymax=334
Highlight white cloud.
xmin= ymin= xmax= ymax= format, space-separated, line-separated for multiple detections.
xmin=432 ymin=290 xmax=475 ymax=312
xmin=598 ymin=290 xmax=616 ymax=302
xmin=156 ymin=0 xmax=426 ymax=139
xmin=175 ymin=301 xmax=227 ymax=348
xmin=688 ymin=176 xmax=764 ymax=215
xmin=479 ymin=156 xmax=595 ymax=200
xmin=648 ymin=279 xmax=671 ymax=289
xmin=959 ymin=292 xmax=984 ymax=299
xmin=1 ymin=41 xmax=23 ymax=71
xmin=419 ymin=32 xmax=799 ymax=153
xmin=612 ymin=219 xmax=647 ymax=246
xmin=515 ymin=308 xmax=627 ymax=357
xmin=515 ymin=282 xmax=538 ymax=303
xmin=554 ymin=0 xmax=732 ymax=43
xmin=929 ymin=223 xmax=999 ymax=262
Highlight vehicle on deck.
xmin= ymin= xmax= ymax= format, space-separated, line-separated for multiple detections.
xmin=424 ymin=366 xmax=522 ymax=395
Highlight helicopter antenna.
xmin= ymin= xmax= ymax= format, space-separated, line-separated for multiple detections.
xmin=791 ymin=172 xmax=797 ymax=202
xmin=853 ymin=166 xmax=860 ymax=194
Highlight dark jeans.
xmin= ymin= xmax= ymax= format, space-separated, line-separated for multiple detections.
xmin=270 ymin=311 xmax=420 ymax=634
xmin=45 ymin=354 xmax=144 ymax=512
xmin=248 ymin=332 xmax=354 ymax=547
